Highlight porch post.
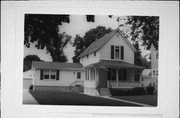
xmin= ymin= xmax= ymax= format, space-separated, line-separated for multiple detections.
xmin=89 ymin=69 xmax=91 ymax=81
xmin=116 ymin=69 xmax=118 ymax=88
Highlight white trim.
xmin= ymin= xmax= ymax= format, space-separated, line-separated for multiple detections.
xmin=42 ymin=69 xmax=57 ymax=81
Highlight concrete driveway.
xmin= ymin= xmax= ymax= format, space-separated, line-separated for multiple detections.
xmin=23 ymin=89 xmax=38 ymax=104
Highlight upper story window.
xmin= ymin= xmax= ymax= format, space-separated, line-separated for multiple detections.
xmin=121 ymin=46 xmax=124 ymax=60
xmin=111 ymin=45 xmax=124 ymax=60
xmin=115 ymin=46 xmax=120 ymax=59
xmin=87 ymin=54 xmax=89 ymax=58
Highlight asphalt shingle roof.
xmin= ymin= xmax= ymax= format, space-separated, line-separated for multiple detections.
xmin=32 ymin=61 xmax=84 ymax=70
xmin=86 ymin=60 xmax=145 ymax=69
xmin=79 ymin=28 xmax=136 ymax=58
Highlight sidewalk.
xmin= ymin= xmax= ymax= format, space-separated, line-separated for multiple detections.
xmin=101 ymin=96 xmax=153 ymax=107
xmin=23 ymin=90 xmax=38 ymax=104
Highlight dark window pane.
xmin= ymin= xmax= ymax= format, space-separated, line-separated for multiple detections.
xmin=44 ymin=75 xmax=49 ymax=79
xmin=51 ymin=75 xmax=56 ymax=79
xmin=121 ymin=46 xmax=124 ymax=60
xmin=77 ymin=72 xmax=81 ymax=79
xmin=111 ymin=45 xmax=114 ymax=59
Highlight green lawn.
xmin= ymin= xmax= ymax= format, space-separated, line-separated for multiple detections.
xmin=112 ymin=95 xmax=157 ymax=106
xmin=29 ymin=91 xmax=142 ymax=106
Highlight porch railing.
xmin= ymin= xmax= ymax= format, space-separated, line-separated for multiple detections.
xmin=107 ymin=80 xmax=141 ymax=88
xmin=69 ymin=80 xmax=84 ymax=90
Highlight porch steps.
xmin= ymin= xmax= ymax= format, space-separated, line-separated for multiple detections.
xmin=99 ymin=88 xmax=111 ymax=96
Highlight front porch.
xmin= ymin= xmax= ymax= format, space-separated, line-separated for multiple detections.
xmin=107 ymin=80 xmax=141 ymax=88
xmin=84 ymin=60 xmax=144 ymax=96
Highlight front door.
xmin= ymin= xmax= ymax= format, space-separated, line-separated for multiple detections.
xmin=99 ymin=69 xmax=107 ymax=87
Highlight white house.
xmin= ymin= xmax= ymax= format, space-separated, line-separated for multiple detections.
xmin=31 ymin=61 xmax=85 ymax=92
xmin=79 ymin=28 xmax=144 ymax=96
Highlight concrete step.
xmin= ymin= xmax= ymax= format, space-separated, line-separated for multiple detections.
xmin=99 ymin=88 xmax=111 ymax=96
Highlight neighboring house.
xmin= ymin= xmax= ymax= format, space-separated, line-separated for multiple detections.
xmin=31 ymin=61 xmax=85 ymax=92
xmin=23 ymin=70 xmax=33 ymax=89
xmin=150 ymin=44 xmax=158 ymax=90
xmin=79 ymin=28 xmax=144 ymax=96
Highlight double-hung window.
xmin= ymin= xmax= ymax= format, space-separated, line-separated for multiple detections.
xmin=152 ymin=69 xmax=158 ymax=77
xmin=40 ymin=70 xmax=59 ymax=80
xmin=111 ymin=45 xmax=124 ymax=60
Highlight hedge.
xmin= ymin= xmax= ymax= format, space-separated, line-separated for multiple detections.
xmin=109 ymin=87 xmax=146 ymax=96
xmin=109 ymin=86 xmax=155 ymax=96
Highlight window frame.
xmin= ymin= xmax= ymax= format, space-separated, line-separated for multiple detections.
xmin=111 ymin=45 xmax=124 ymax=60
xmin=77 ymin=72 xmax=81 ymax=79
xmin=152 ymin=69 xmax=158 ymax=77
xmin=43 ymin=70 xmax=57 ymax=80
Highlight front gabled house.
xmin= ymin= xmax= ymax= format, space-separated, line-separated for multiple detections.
xmin=79 ymin=28 xmax=144 ymax=96
xmin=30 ymin=28 xmax=144 ymax=96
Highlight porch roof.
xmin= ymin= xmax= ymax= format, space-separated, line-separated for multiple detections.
xmin=86 ymin=60 xmax=145 ymax=69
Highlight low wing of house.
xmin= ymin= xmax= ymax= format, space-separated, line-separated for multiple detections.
xmin=23 ymin=70 xmax=33 ymax=79
xmin=79 ymin=28 xmax=137 ymax=66
xmin=31 ymin=61 xmax=85 ymax=91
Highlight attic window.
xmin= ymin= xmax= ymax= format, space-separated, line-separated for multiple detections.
xmin=94 ymin=52 xmax=96 ymax=56
xmin=111 ymin=45 xmax=124 ymax=60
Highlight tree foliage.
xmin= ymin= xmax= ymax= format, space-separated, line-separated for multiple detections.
xmin=24 ymin=14 xmax=97 ymax=62
xmin=134 ymin=41 xmax=150 ymax=68
xmin=24 ymin=14 xmax=71 ymax=62
xmin=72 ymin=26 xmax=112 ymax=63
xmin=23 ymin=55 xmax=42 ymax=72
xmin=126 ymin=16 xmax=159 ymax=50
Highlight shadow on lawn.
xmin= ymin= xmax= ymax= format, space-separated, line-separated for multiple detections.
xmin=29 ymin=90 xmax=142 ymax=106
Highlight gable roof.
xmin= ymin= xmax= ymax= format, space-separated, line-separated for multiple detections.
xmin=79 ymin=28 xmax=136 ymax=58
xmin=32 ymin=61 xmax=84 ymax=70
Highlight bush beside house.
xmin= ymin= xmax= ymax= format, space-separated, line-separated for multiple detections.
xmin=110 ymin=86 xmax=155 ymax=96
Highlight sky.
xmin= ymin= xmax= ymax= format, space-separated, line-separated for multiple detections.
xmin=24 ymin=15 xmax=150 ymax=62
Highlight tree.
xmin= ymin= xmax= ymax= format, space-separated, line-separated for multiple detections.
xmin=134 ymin=41 xmax=150 ymax=68
xmin=107 ymin=16 xmax=159 ymax=50
xmin=24 ymin=14 xmax=98 ymax=62
xmin=23 ymin=55 xmax=42 ymax=72
xmin=24 ymin=14 xmax=72 ymax=62
xmin=72 ymin=26 xmax=112 ymax=63
xmin=126 ymin=16 xmax=159 ymax=50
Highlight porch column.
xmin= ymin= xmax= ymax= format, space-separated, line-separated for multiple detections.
xmin=116 ymin=69 xmax=119 ymax=88
xmin=89 ymin=69 xmax=91 ymax=81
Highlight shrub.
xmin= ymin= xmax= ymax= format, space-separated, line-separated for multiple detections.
xmin=29 ymin=85 xmax=33 ymax=90
xmin=146 ymin=86 xmax=155 ymax=95
xmin=133 ymin=87 xmax=146 ymax=95
xmin=109 ymin=87 xmax=146 ymax=96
